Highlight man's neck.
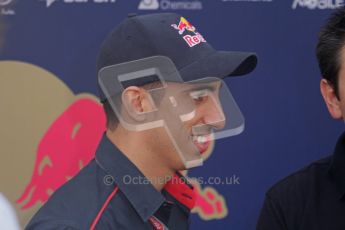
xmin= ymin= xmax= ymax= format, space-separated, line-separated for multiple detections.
xmin=106 ymin=129 xmax=175 ymax=191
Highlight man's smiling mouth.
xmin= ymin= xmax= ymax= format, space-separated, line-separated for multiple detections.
xmin=191 ymin=134 xmax=211 ymax=154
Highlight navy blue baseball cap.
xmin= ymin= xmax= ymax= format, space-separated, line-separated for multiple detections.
xmin=97 ymin=13 xmax=257 ymax=102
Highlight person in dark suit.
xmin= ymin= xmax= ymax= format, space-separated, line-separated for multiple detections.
xmin=257 ymin=6 xmax=345 ymax=230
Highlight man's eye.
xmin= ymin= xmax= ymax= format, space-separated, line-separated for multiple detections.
xmin=192 ymin=95 xmax=207 ymax=102
xmin=190 ymin=90 xmax=209 ymax=103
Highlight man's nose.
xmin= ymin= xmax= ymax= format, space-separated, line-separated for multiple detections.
xmin=203 ymin=97 xmax=226 ymax=130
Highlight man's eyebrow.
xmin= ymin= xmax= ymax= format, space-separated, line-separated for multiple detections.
xmin=183 ymin=85 xmax=217 ymax=93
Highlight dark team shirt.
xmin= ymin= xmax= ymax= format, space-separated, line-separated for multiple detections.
xmin=257 ymin=131 xmax=345 ymax=230
xmin=26 ymin=134 xmax=195 ymax=230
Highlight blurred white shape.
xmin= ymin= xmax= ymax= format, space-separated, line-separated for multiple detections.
xmin=138 ymin=0 xmax=159 ymax=10
xmin=0 ymin=193 xmax=21 ymax=230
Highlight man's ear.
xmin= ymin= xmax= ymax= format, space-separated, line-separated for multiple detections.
xmin=320 ymin=79 xmax=342 ymax=119
xmin=121 ymin=86 xmax=155 ymax=121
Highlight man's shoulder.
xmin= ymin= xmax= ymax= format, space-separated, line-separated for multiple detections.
xmin=45 ymin=159 xmax=103 ymax=203
xmin=266 ymin=155 xmax=332 ymax=200
xmin=26 ymin=159 xmax=119 ymax=229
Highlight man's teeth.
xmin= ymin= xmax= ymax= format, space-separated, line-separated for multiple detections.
xmin=192 ymin=136 xmax=208 ymax=144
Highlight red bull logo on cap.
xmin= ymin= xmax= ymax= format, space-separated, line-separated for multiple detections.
xmin=171 ymin=17 xmax=206 ymax=48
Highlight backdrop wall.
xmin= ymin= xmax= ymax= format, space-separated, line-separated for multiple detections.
xmin=0 ymin=0 xmax=344 ymax=229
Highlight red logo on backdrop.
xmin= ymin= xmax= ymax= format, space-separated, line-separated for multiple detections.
xmin=16 ymin=98 xmax=106 ymax=209
xmin=171 ymin=17 xmax=207 ymax=48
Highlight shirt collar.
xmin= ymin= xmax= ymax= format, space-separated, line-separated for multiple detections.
xmin=95 ymin=134 xmax=165 ymax=221
xmin=164 ymin=172 xmax=196 ymax=211
xmin=328 ymin=131 xmax=345 ymax=200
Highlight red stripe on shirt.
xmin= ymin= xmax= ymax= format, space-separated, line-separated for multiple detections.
xmin=90 ymin=186 xmax=119 ymax=230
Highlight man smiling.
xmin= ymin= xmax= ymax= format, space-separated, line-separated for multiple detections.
xmin=26 ymin=13 xmax=257 ymax=229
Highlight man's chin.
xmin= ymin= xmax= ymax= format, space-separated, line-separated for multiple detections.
xmin=170 ymin=134 xmax=215 ymax=170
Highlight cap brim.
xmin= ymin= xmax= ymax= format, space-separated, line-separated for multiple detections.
xmin=178 ymin=51 xmax=258 ymax=82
